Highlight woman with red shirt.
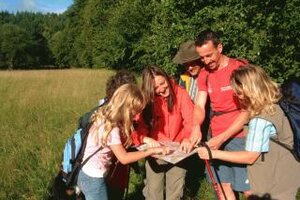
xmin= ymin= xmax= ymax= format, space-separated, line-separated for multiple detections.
xmin=132 ymin=65 xmax=194 ymax=200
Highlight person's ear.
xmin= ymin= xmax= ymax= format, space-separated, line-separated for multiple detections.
xmin=217 ymin=43 xmax=223 ymax=54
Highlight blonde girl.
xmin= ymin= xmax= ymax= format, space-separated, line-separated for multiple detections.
xmin=198 ymin=64 xmax=300 ymax=200
xmin=77 ymin=84 xmax=169 ymax=200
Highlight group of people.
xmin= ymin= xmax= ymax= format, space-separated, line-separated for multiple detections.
xmin=74 ymin=30 xmax=300 ymax=200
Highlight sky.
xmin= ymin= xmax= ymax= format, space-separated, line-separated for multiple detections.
xmin=0 ymin=0 xmax=73 ymax=14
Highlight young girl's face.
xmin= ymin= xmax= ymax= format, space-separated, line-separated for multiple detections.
xmin=154 ymin=75 xmax=170 ymax=98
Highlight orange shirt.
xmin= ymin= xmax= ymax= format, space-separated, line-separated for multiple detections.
xmin=132 ymin=82 xmax=194 ymax=145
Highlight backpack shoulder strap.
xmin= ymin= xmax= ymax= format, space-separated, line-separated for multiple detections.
xmin=78 ymin=122 xmax=104 ymax=168
xmin=81 ymin=146 xmax=103 ymax=166
xmin=77 ymin=122 xmax=95 ymax=161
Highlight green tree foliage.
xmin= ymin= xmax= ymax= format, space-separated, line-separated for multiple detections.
xmin=57 ymin=0 xmax=120 ymax=68
xmin=135 ymin=0 xmax=207 ymax=74
xmin=95 ymin=0 xmax=155 ymax=70
xmin=0 ymin=0 xmax=299 ymax=80
xmin=0 ymin=24 xmax=31 ymax=69
xmin=49 ymin=30 xmax=73 ymax=67
xmin=0 ymin=11 xmax=62 ymax=69
xmin=136 ymin=0 xmax=300 ymax=79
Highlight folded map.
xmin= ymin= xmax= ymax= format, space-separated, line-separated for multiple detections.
xmin=137 ymin=141 xmax=198 ymax=164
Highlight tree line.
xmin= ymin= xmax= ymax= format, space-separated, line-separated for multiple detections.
xmin=0 ymin=0 xmax=299 ymax=81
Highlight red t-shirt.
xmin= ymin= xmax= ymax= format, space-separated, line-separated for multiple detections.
xmin=197 ymin=58 xmax=247 ymax=137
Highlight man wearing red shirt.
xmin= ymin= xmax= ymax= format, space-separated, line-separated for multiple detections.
xmin=183 ymin=30 xmax=250 ymax=200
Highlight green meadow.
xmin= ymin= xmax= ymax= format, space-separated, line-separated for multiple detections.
xmin=1 ymin=69 xmax=298 ymax=200
xmin=0 ymin=69 xmax=111 ymax=199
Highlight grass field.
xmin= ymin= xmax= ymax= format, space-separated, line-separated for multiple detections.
xmin=0 ymin=69 xmax=113 ymax=199
xmin=0 ymin=69 xmax=298 ymax=200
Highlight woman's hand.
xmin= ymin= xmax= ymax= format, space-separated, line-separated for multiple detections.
xmin=151 ymin=146 xmax=171 ymax=155
xmin=180 ymin=128 xmax=202 ymax=153
xmin=180 ymin=138 xmax=192 ymax=153
xmin=143 ymin=137 xmax=161 ymax=147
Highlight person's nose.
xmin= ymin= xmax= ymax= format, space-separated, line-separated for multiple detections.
xmin=188 ymin=65 xmax=194 ymax=70
xmin=157 ymin=86 xmax=164 ymax=94
xmin=203 ymin=57 xmax=210 ymax=65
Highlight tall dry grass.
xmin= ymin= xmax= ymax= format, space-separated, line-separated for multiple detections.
xmin=0 ymin=69 xmax=114 ymax=199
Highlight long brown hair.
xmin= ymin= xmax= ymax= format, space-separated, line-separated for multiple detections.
xmin=141 ymin=65 xmax=176 ymax=129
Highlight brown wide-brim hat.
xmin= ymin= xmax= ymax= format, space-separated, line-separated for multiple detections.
xmin=173 ymin=40 xmax=200 ymax=65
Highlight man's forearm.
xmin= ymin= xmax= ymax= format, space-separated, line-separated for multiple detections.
xmin=192 ymin=105 xmax=205 ymax=127
xmin=221 ymin=110 xmax=250 ymax=140
xmin=190 ymin=105 xmax=205 ymax=142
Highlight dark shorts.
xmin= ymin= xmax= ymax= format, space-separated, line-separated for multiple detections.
xmin=205 ymin=138 xmax=250 ymax=192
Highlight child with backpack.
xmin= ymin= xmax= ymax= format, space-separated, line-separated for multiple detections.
xmin=198 ymin=64 xmax=300 ymax=200
xmin=77 ymin=84 xmax=170 ymax=200
xmin=57 ymin=70 xmax=139 ymax=200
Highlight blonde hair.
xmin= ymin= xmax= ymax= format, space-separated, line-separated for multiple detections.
xmin=230 ymin=64 xmax=282 ymax=118
xmin=90 ymin=84 xmax=145 ymax=147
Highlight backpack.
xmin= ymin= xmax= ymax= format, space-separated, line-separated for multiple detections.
xmin=278 ymin=78 xmax=300 ymax=161
xmin=61 ymin=99 xmax=107 ymax=187
xmin=60 ymin=122 xmax=102 ymax=187
xmin=48 ymin=122 xmax=101 ymax=200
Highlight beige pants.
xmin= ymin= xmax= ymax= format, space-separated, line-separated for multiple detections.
xmin=143 ymin=158 xmax=186 ymax=200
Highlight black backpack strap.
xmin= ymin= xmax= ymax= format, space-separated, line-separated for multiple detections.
xmin=81 ymin=146 xmax=103 ymax=166
xmin=261 ymin=153 xmax=265 ymax=162
xmin=78 ymin=122 xmax=93 ymax=159
xmin=79 ymin=122 xmax=103 ymax=167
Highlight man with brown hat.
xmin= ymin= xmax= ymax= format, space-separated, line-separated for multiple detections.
xmin=173 ymin=40 xmax=203 ymax=102
xmin=173 ymin=41 xmax=209 ymax=198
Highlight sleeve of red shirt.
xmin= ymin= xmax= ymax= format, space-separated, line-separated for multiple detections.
xmin=131 ymin=114 xmax=149 ymax=146
xmin=197 ymin=68 xmax=209 ymax=92
xmin=177 ymin=86 xmax=194 ymax=140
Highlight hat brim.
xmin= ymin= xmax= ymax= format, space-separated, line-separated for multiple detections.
xmin=173 ymin=54 xmax=200 ymax=65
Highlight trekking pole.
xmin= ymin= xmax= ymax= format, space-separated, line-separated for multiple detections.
xmin=198 ymin=142 xmax=225 ymax=200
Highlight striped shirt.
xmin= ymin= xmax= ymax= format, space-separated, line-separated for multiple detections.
xmin=179 ymin=74 xmax=198 ymax=102
xmin=245 ymin=118 xmax=277 ymax=152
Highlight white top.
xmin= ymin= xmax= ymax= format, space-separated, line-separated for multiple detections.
xmin=81 ymin=122 xmax=122 ymax=177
